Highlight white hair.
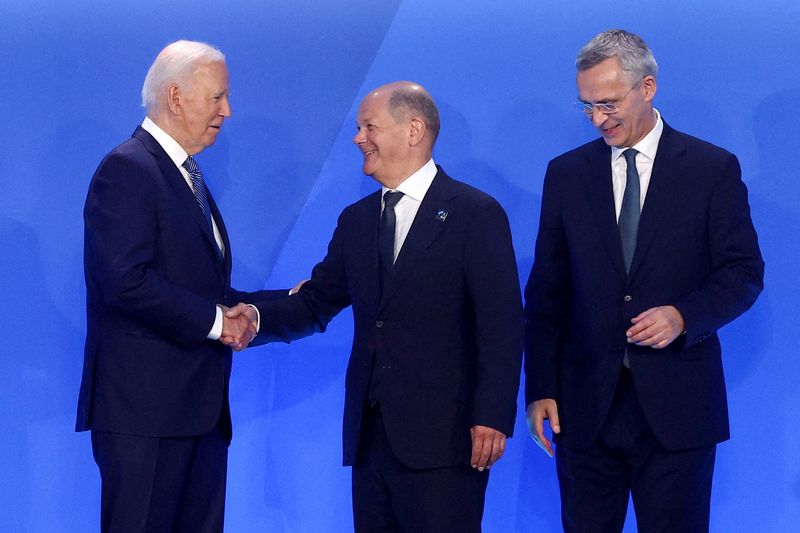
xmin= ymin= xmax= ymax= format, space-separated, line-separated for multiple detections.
xmin=141 ymin=40 xmax=225 ymax=112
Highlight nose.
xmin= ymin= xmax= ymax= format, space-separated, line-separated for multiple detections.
xmin=590 ymin=107 xmax=608 ymax=127
xmin=220 ymin=97 xmax=232 ymax=118
xmin=353 ymin=128 xmax=365 ymax=145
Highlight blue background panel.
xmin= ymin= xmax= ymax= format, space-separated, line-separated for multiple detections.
xmin=1 ymin=0 xmax=797 ymax=531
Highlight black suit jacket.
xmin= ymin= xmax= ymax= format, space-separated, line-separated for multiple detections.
xmin=524 ymin=122 xmax=764 ymax=450
xmin=255 ymin=167 xmax=523 ymax=469
xmin=77 ymin=126 xmax=282 ymax=438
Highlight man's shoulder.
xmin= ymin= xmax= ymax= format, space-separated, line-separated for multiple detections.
xmin=665 ymin=125 xmax=736 ymax=163
xmin=91 ymin=128 xmax=162 ymax=184
xmin=549 ymin=137 xmax=607 ymax=168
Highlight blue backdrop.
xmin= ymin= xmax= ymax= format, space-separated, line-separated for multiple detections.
xmin=1 ymin=0 xmax=797 ymax=531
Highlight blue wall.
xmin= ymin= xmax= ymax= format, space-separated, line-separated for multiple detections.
xmin=1 ymin=0 xmax=797 ymax=531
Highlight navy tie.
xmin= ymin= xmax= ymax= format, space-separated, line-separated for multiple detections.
xmin=369 ymin=190 xmax=404 ymax=406
xmin=182 ymin=156 xmax=214 ymax=235
xmin=379 ymin=190 xmax=404 ymax=295
xmin=620 ymin=149 xmax=640 ymax=368
xmin=619 ymin=149 xmax=641 ymax=274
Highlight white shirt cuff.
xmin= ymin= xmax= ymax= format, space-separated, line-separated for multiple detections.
xmin=207 ymin=305 xmax=223 ymax=340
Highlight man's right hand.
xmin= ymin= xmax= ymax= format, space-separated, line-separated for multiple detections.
xmin=526 ymin=399 xmax=561 ymax=458
xmin=220 ymin=304 xmax=257 ymax=351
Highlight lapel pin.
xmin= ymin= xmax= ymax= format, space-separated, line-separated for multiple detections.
xmin=435 ymin=209 xmax=449 ymax=222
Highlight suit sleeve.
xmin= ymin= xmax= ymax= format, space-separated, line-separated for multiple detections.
xmin=672 ymin=154 xmax=764 ymax=347
xmin=523 ymin=162 xmax=571 ymax=406
xmin=464 ymin=197 xmax=524 ymax=437
xmin=84 ymin=153 xmax=217 ymax=344
xmin=254 ymin=212 xmax=352 ymax=343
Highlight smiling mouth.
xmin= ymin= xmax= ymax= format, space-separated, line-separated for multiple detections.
xmin=364 ymin=150 xmax=376 ymax=156
xmin=602 ymin=124 xmax=620 ymax=134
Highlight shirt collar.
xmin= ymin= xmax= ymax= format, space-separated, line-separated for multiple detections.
xmin=611 ymin=108 xmax=663 ymax=162
xmin=142 ymin=116 xmax=190 ymax=169
xmin=382 ymin=158 xmax=437 ymax=202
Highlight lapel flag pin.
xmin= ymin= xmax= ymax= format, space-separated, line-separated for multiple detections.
xmin=436 ymin=209 xmax=449 ymax=222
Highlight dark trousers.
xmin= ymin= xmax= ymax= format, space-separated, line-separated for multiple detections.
xmin=352 ymin=404 xmax=489 ymax=532
xmin=556 ymin=368 xmax=716 ymax=533
xmin=91 ymin=418 xmax=229 ymax=533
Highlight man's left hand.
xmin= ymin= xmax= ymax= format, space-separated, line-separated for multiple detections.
xmin=626 ymin=305 xmax=685 ymax=349
xmin=470 ymin=425 xmax=506 ymax=471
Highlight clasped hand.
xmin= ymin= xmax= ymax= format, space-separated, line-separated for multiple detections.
xmin=219 ymin=303 xmax=258 ymax=351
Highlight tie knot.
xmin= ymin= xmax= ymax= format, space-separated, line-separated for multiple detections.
xmin=182 ymin=156 xmax=200 ymax=174
xmin=383 ymin=190 xmax=403 ymax=209
xmin=623 ymin=148 xmax=638 ymax=166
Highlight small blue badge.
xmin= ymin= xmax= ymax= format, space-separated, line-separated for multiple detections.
xmin=435 ymin=210 xmax=449 ymax=222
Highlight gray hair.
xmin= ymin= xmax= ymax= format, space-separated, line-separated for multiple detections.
xmin=388 ymin=87 xmax=441 ymax=145
xmin=141 ymin=40 xmax=225 ymax=112
xmin=576 ymin=29 xmax=658 ymax=82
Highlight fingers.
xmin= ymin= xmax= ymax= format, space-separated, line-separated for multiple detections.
xmin=289 ymin=279 xmax=309 ymax=295
xmin=221 ymin=308 xmax=257 ymax=351
xmin=225 ymin=302 xmax=251 ymax=319
xmin=470 ymin=426 xmax=506 ymax=471
xmin=527 ymin=400 xmax=559 ymax=458
xmin=626 ymin=306 xmax=684 ymax=348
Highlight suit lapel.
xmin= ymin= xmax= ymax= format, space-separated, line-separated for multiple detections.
xmin=206 ymin=193 xmax=231 ymax=275
xmin=582 ymin=142 xmax=628 ymax=279
xmin=378 ymin=169 xmax=453 ymax=311
xmin=361 ymin=192 xmax=383 ymax=311
xmin=133 ymin=127 xmax=224 ymax=264
xmin=629 ymin=123 xmax=685 ymax=278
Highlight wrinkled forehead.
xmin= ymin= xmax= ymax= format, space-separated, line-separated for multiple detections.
xmin=188 ymin=61 xmax=229 ymax=89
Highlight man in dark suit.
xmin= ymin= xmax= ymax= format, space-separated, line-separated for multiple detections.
xmin=524 ymin=30 xmax=764 ymax=532
xmin=77 ymin=40 xmax=284 ymax=532
xmin=229 ymin=81 xmax=523 ymax=531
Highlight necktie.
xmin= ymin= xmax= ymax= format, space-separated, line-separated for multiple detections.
xmin=620 ymin=149 xmax=640 ymax=368
xmin=379 ymin=190 xmax=404 ymax=294
xmin=619 ymin=149 xmax=641 ymax=274
xmin=182 ymin=156 xmax=214 ymax=235
xmin=369 ymin=190 xmax=404 ymax=406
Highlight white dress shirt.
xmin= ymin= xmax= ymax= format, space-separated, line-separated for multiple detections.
xmin=381 ymin=158 xmax=438 ymax=262
xmin=610 ymin=109 xmax=664 ymax=220
xmin=141 ymin=117 xmax=225 ymax=339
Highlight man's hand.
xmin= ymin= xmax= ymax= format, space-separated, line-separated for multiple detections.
xmin=626 ymin=305 xmax=685 ymax=349
xmin=220 ymin=303 xmax=257 ymax=351
xmin=289 ymin=279 xmax=309 ymax=295
xmin=470 ymin=425 xmax=506 ymax=471
xmin=526 ymin=399 xmax=560 ymax=458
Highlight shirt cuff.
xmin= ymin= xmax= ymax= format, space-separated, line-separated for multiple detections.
xmin=248 ymin=304 xmax=261 ymax=332
xmin=207 ymin=305 xmax=223 ymax=340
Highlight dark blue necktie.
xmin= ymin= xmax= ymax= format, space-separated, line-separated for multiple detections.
xmin=619 ymin=149 xmax=641 ymax=274
xmin=369 ymin=190 xmax=404 ymax=406
xmin=620 ymin=149 xmax=640 ymax=368
xmin=182 ymin=156 xmax=214 ymax=234
xmin=379 ymin=190 xmax=403 ymax=294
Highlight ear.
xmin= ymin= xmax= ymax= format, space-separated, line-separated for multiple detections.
xmin=167 ymin=84 xmax=182 ymax=115
xmin=642 ymin=75 xmax=657 ymax=103
xmin=408 ymin=117 xmax=426 ymax=147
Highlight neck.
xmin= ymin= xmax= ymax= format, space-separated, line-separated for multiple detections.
xmin=378 ymin=155 xmax=431 ymax=189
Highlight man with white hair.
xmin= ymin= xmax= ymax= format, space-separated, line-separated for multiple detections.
xmin=77 ymin=40 xmax=283 ymax=532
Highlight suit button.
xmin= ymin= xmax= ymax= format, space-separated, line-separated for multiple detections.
xmin=623 ymin=295 xmax=632 ymax=302
xmin=362 ymin=362 xmax=369 ymax=368
xmin=375 ymin=321 xmax=383 ymax=328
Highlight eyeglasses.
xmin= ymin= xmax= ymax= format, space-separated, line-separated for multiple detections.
xmin=575 ymin=80 xmax=641 ymax=115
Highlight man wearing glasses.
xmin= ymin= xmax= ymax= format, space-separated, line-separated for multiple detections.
xmin=524 ymin=29 xmax=763 ymax=531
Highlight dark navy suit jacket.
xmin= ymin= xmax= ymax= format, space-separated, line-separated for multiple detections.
xmin=77 ymin=126 xmax=282 ymax=438
xmin=255 ymin=167 xmax=524 ymax=469
xmin=524 ymin=122 xmax=764 ymax=451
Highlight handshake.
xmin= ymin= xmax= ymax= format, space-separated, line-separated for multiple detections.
xmin=219 ymin=303 xmax=256 ymax=352
xmin=217 ymin=279 xmax=307 ymax=352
